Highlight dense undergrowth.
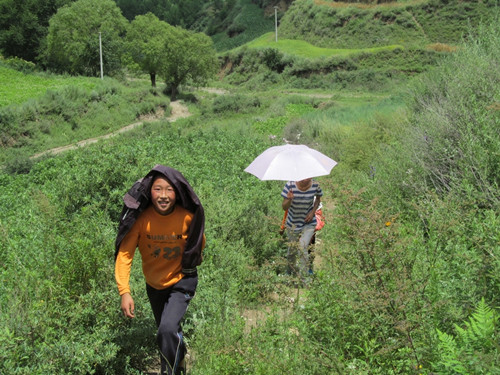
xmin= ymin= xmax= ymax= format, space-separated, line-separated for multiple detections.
xmin=219 ymin=44 xmax=443 ymax=92
xmin=279 ymin=0 xmax=499 ymax=49
xmin=1 ymin=8 xmax=499 ymax=375
xmin=0 ymin=72 xmax=170 ymax=170
xmin=210 ymin=0 xmax=275 ymax=52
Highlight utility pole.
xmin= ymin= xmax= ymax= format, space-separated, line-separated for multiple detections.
xmin=274 ymin=6 xmax=278 ymax=42
xmin=99 ymin=32 xmax=103 ymax=79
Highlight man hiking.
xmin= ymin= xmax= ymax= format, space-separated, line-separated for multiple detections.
xmin=115 ymin=165 xmax=205 ymax=375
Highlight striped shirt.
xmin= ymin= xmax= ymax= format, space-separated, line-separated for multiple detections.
xmin=281 ymin=180 xmax=323 ymax=231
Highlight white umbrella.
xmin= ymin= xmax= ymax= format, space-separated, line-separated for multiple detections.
xmin=244 ymin=144 xmax=337 ymax=181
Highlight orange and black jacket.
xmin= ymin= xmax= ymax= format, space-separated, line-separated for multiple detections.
xmin=114 ymin=164 xmax=205 ymax=274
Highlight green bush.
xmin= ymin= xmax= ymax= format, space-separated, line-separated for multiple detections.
xmin=212 ymin=93 xmax=261 ymax=113
xmin=0 ymin=79 xmax=170 ymax=166
xmin=432 ymin=299 xmax=499 ymax=374
xmin=400 ymin=19 xmax=499 ymax=208
xmin=1 ymin=56 xmax=37 ymax=73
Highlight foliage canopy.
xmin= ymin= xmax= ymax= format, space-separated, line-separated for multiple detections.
xmin=125 ymin=12 xmax=172 ymax=87
xmin=0 ymin=0 xmax=73 ymax=62
xmin=160 ymin=26 xmax=219 ymax=99
xmin=44 ymin=0 xmax=128 ymax=76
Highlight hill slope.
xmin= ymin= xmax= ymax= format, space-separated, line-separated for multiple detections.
xmin=278 ymin=0 xmax=498 ymax=48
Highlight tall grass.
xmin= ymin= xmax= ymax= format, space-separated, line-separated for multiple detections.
xmin=0 ymin=75 xmax=170 ymax=168
xmin=243 ymin=32 xmax=404 ymax=58
xmin=0 ymin=65 xmax=100 ymax=107
xmin=376 ymin=18 xmax=500 ymax=211
xmin=279 ymin=0 xmax=498 ymax=49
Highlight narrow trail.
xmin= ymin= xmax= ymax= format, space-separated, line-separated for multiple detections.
xmin=409 ymin=11 xmax=428 ymax=40
xmin=31 ymin=100 xmax=191 ymax=159
xmin=25 ymin=88 xmax=334 ymax=373
xmin=30 ymin=88 xmax=329 ymax=160
xmin=241 ymin=199 xmax=336 ymax=334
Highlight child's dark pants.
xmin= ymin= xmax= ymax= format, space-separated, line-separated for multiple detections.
xmin=146 ymin=275 xmax=198 ymax=375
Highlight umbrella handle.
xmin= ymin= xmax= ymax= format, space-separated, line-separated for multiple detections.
xmin=279 ymin=209 xmax=288 ymax=235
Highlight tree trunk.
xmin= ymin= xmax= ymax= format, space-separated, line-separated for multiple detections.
xmin=170 ymin=85 xmax=178 ymax=101
xmin=150 ymin=73 xmax=156 ymax=88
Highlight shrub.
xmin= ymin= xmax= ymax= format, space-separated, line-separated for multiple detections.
xmin=404 ymin=19 xmax=500 ymax=208
xmin=432 ymin=299 xmax=499 ymax=374
xmin=1 ymin=56 xmax=37 ymax=73
xmin=212 ymin=94 xmax=260 ymax=113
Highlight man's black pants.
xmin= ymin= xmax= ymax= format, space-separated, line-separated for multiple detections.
xmin=146 ymin=275 xmax=198 ymax=375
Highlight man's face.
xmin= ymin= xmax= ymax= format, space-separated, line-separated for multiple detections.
xmin=151 ymin=177 xmax=176 ymax=215
xmin=297 ymin=178 xmax=312 ymax=189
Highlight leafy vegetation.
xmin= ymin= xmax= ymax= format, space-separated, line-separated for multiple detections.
xmin=0 ymin=77 xmax=170 ymax=167
xmin=0 ymin=0 xmax=73 ymax=61
xmin=1 ymin=2 xmax=499 ymax=375
xmin=160 ymin=26 xmax=219 ymax=99
xmin=279 ymin=0 xmax=498 ymax=49
xmin=209 ymin=0 xmax=275 ymax=51
xmin=434 ymin=299 xmax=499 ymax=374
xmin=125 ymin=12 xmax=172 ymax=87
xmin=125 ymin=12 xmax=218 ymax=94
xmin=44 ymin=0 xmax=128 ymax=76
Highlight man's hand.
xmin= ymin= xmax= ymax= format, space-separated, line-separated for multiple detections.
xmin=120 ymin=293 xmax=135 ymax=318
xmin=282 ymin=190 xmax=294 ymax=210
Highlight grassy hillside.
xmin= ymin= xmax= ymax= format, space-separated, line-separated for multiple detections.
xmin=210 ymin=0 xmax=275 ymax=51
xmin=243 ymin=32 xmax=404 ymax=57
xmin=218 ymin=40 xmax=443 ymax=93
xmin=0 ymin=2 xmax=498 ymax=374
xmin=0 ymin=65 xmax=170 ymax=170
xmin=279 ymin=0 xmax=499 ymax=48
xmin=0 ymin=65 xmax=100 ymax=107
xmin=215 ymin=0 xmax=492 ymax=94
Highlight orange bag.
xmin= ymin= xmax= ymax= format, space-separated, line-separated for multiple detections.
xmin=315 ymin=209 xmax=325 ymax=231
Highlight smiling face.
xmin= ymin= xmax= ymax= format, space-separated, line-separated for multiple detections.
xmin=150 ymin=176 xmax=176 ymax=215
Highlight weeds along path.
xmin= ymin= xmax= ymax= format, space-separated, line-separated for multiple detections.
xmin=31 ymin=101 xmax=191 ymax=159
xmin=30 ymin=88 xmax=326 ymax=160
xmin=241 ymin=198 xmax=336 ymax=334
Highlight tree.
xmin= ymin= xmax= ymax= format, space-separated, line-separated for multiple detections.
xmin=160 ymin=27 xmax=219 ymax=99
xmin=116 ymin=0 xmax=204 ymax=29
xmin=44 ymin=0 xmax=128 ymax=76
xmin=0 ymin=0 xmax=73 ymax=62
xmin=114 ymin=0 xmax=145 ymax=21
xmin=126 ymin=13 xmax=171 ymax=87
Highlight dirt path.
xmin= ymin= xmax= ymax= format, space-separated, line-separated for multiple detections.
xmin=31 ymin=100 xmax=191 ymax=159
xmin=30 ymin=89 xmax=340 ymax=160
